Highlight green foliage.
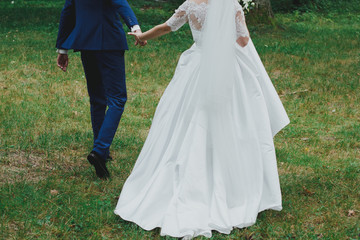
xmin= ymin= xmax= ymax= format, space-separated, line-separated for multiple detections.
xmin=271 ymin=0 xmax=360 ymax=13
xmin=1 ymin=0 xmax=359 ymax=239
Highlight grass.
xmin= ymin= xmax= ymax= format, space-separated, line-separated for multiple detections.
xmin=0 ymin=0 xmax=359 ymax=239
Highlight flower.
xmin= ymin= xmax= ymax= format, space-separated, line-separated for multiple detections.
xmin=239 ymin=0 xmax=255 ymax=13
xmin=11 ymin=1 xmax=14 ymax=4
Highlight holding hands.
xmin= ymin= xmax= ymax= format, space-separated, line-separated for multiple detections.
xmin=132 ymin=29 xmax=147 ymax=46
xmin=129 ymin=23 xmax=172 ymax=46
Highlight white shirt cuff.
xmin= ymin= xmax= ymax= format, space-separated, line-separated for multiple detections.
xmin=131 ymin=25 xmax=141 ymax=32
xmin=57 ymin=49 xmax=68 ymax=54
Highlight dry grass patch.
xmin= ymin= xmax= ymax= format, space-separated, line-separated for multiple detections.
xmin=0 ymin=150 xmax=86 ymax=185
xmin=278 ymin=162 xmax=315 ymax=176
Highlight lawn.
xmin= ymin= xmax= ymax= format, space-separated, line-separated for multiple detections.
xmin=0 ymin=0 xmax=359 ymax=239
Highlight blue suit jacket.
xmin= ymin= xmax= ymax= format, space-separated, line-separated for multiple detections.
xmin=56 ymin=0 xmax=139 ymax=51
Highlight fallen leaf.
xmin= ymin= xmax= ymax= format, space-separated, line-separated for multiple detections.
xmin=50 ymin=189 xmax=59 ymax=196
xmin=302 ymin=186 xmax=315 ymax=196
xmin=347 ymin=210 xmax=355 ymax=217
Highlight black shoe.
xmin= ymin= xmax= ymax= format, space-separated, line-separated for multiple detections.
xmin=89 ymin=154 xmax=113 ymax=164
xmin=106 ymin=155 xmax=113 ymax=162
xmin=87 ymin=151 xmax=110 ymax=179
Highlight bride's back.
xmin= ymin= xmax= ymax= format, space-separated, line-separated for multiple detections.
xmin=187 ymin=0 xmax=208 ymax=31
xmin=166 ymin=0 xmax=249 ymax=44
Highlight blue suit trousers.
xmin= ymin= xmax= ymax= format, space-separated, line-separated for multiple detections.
xmin=81 ymin=50 xmax=127 ymax=160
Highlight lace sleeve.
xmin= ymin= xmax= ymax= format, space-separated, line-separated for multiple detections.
xmin=234 ymin=0 xmax=249 ymax=38
xmin=166 ymin=1 xmax=189 ymax=31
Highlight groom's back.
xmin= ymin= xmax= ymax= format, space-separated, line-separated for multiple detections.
xmin=57 ymin=0 xmax=135 ymax=51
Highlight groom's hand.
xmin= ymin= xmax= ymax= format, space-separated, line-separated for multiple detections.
xmin=133 ymin=30 xmax=147 ymax=47
xmin=57 ymin=54 xmax=69 ymax=72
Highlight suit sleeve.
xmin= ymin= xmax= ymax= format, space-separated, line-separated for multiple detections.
xmin=110 ymin=0 xmax=139 ymax=30
xmin=56 ymin=0 xmax=76 ymax=49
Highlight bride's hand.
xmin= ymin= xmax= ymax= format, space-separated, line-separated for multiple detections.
xmin=129 ymin=31 xmax=147 ymax=47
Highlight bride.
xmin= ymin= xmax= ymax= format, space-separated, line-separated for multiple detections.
xmin=115 ymin=0 xmax=290 ymax=238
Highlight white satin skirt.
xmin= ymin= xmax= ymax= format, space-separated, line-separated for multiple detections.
xmin=114 ymin=40 xmax=290 ymax=238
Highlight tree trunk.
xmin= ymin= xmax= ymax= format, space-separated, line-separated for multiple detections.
xmin=254 ymin=0 xmax=274 ymax=18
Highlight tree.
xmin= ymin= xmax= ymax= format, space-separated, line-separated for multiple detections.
xmin=253 ymin=0 xmax=274 ymax=18
xmin=244 ymin=0 xmax=274 ymax=24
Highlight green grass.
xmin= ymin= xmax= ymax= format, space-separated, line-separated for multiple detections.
xmin=1 ymin=0 xmax=359 ymax=239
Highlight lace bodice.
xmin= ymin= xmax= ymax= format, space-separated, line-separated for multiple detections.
xmin=166 ymin=0 xmax=249 ymax=43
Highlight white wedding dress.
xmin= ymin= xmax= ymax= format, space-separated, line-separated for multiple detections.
xmin=115 ymin=0 xmax=290 ymax=238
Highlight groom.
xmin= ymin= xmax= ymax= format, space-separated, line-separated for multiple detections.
xmin=56 ymin=0 xmax=146 ymax=179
